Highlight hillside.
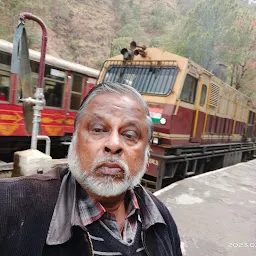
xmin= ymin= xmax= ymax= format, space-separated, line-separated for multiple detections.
xmin=0 ymin=0 xmax=119 ymax=68
xmin=0 ymin=0 xmax=255 ymax=97
xmin=0 ymin=0 xmax=179 ymax=68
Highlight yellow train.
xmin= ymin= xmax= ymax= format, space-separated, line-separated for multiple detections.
xmin=97 ymin=42 xmax=256 ymax=190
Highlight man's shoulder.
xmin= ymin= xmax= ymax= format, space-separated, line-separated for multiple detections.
xmin=0 ymin=167 xmax=69 ymax=253
xmin=0 ymin=166 xmax=67 ymax=185
xmin=0 ymin=167 xmax=68 ymax=205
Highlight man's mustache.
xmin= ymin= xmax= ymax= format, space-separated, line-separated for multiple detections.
xmin=90 ymin=157 xmax=129 ymax=177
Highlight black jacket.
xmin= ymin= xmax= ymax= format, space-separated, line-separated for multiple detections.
xmin=0 ymin=167 xmax=182 ymax=256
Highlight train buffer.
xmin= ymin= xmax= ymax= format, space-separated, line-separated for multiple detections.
xmin=154 ymin=159 xmax=256 ymax=256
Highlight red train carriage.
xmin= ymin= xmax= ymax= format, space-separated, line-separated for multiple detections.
xmin=97 ymin=42 xmax=256 ymax=190
xmin=0 ymin=39 xmax=99 ymax=161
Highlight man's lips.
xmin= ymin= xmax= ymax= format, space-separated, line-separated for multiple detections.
xmin=97 ymin=162 xmax=123 ymax=176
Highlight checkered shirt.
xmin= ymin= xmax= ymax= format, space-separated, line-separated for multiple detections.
xmin=78 ymin=186 xmax=141 ymax=243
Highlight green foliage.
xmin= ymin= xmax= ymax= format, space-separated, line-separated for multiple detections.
xmin=28 ymin=33 xmax=40 ymax=46
xmin=1 ymin=0 xmax=255 ymax=94
xmin=110 ymin=37 xmax=132 ymax=56
xmin=116 ymin=22 xmax=147 ymax=41
xmin=96 ymin=58 xmax=104 ymax=69
xmin=0 ymin=0 xmax=4 ymax=11
xmin=0 ymin=26 xmax=8 ymax=35
xmin=111 ymin=0 xmax=255 ymax=93
xmin=112 ymin=0 xmax=176 ymax=52
xmin=132 ymin=4 xmax=141 ymax=20
xmin=111 ymin=0 xmax=125 ymax=12
xmin=128 ymin=0 xmax=134 ymax=8
xmin=50 ymin=0 xmax=72 ymax=37
xmin=0 ymin=0 xmax=52 ymax=45
xmin=162 ymin=0 xmax=256 ymax=91
xmin=147 ymin=1 xmax=176 ymax=32
xmin=0 ymin=25 xmax=11 ymax=41
xmin=176 ymin=0 xmax=199 ymax=15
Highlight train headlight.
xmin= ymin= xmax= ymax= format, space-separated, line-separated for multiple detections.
xmin=160 ymin=118 xmax=166 ymax=125
xmin=152 ymin=137 xmax=159 ymax=145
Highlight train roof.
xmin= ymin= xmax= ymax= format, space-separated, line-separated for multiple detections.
xmin=106 ymin=47 xmax=256 ymax=106
xmin=0 ymin=39 xmax=100 ymax=78
xmin=108 ymin=47 xmax=188 ymax=64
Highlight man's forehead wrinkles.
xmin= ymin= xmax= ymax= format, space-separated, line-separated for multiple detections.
xmin=86 ymin=113 xmax=143 ymax=127
xmin=91 ymin=113 xmax=105 ymax=119
xmin=90 ymin=93 xmax=144 ymax=109
xmin=88 ymin=103 xmax=146 ymax=117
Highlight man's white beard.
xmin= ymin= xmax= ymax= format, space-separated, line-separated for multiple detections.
xmin=67 ymin=134 xmax=149 ymax=197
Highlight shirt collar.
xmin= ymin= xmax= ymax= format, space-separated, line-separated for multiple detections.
xmin=46 ymin=170 xmax=165 ymax=245
xmin=78 ymin=184 xmax=140 ymax=227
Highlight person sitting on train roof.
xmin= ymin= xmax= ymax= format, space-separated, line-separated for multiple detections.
xmin=0 ymin=82 xmax=182 ymax=256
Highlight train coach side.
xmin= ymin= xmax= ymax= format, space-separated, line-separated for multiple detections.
xmin=0 ymin=39 xmax=99 ymax=160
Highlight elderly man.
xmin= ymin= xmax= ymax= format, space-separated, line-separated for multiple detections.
xmin=0 ymin=82 xmax=182 ymax=256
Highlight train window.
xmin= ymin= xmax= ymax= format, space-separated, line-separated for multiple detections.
xmin=45 ymin=65 xmax=65 ymax=81
xmin=70 ymin=74 xmax=83 ymax=110
xmin=72 ymin=74 xmax=83 ymax=92
xmin=70 ymin=94 xmax=81 ymax=110
xmin=44 ymin=80 xmax=64 ymax=108
xmin=0 ymin=70 xmax=10 ymax=102
xmin=200 ymin=84 xmax=207 ymax=106
xmin=180 ymin=75 xmax=198 ymax=104
xmin=30 ymin=61 xmax=39 ymax=73
xmin=0 ymin=52 xmax=11 ymax=66
xmin=103 ymin=65 xmax=178 ymax=95
xmin=44 ymin=65 xmax=65 ymax=108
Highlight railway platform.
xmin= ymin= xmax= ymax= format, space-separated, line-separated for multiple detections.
xmin=154 ymin=159 xmax=256 ymax=256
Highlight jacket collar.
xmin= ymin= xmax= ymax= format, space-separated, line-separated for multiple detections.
xmin=46 ymin=171 xmax=82 ymax=245
xmin=46 ymin=170 xmax=165 ymax=245
xmin=133 ymin=185 xmax=166 ymax=230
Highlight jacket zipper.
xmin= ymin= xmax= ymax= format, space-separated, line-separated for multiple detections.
xmin=141 ymin=231 xmax=152 ymax=256
xmin=85 ymin=230 xmax=94 ymax=256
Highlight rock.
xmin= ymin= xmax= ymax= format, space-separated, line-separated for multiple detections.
xmin=12 ymin=149 xmax=52 ymax=177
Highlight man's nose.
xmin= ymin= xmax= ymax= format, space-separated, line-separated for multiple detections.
xmin=104 ymin=131 xmax=123 ymax=155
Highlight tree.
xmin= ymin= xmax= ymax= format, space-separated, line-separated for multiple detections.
xmin=50 ymin=0 xmax=73 ymax=38
xmin=1 ymin=0 xmax=51 ymax=43
xmin=163 ymin=0 xmax=256 ymax=90
xmin=110 ymin=37 xmax=132 ymax=57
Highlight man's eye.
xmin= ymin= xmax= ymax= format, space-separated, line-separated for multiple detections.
xmin=91 ymin=126 xmax=105 ymax=133
xmin=93 ymin=128 xmax=103 ymax=132
xmin=123 ymin=131 xmax=138 ymax=140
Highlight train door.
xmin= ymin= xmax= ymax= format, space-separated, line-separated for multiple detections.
xmin=247 ymin=110 xmax=255 ymax=139
xmin=190 ymin=81 xmax=208 ymax=143
xmin=179 ymin=74 xmax=206 ymax=143
xmin=178 ymin=74 xmax=203 ymax=143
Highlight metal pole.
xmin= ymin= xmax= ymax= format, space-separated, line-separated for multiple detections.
xmin=37 ymin=135 xmax=51 ymax=155
xmin=18 ymin=13 xmax=48 ymax=150
xmin=19 ymin=12 xmax=47 ymax=89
